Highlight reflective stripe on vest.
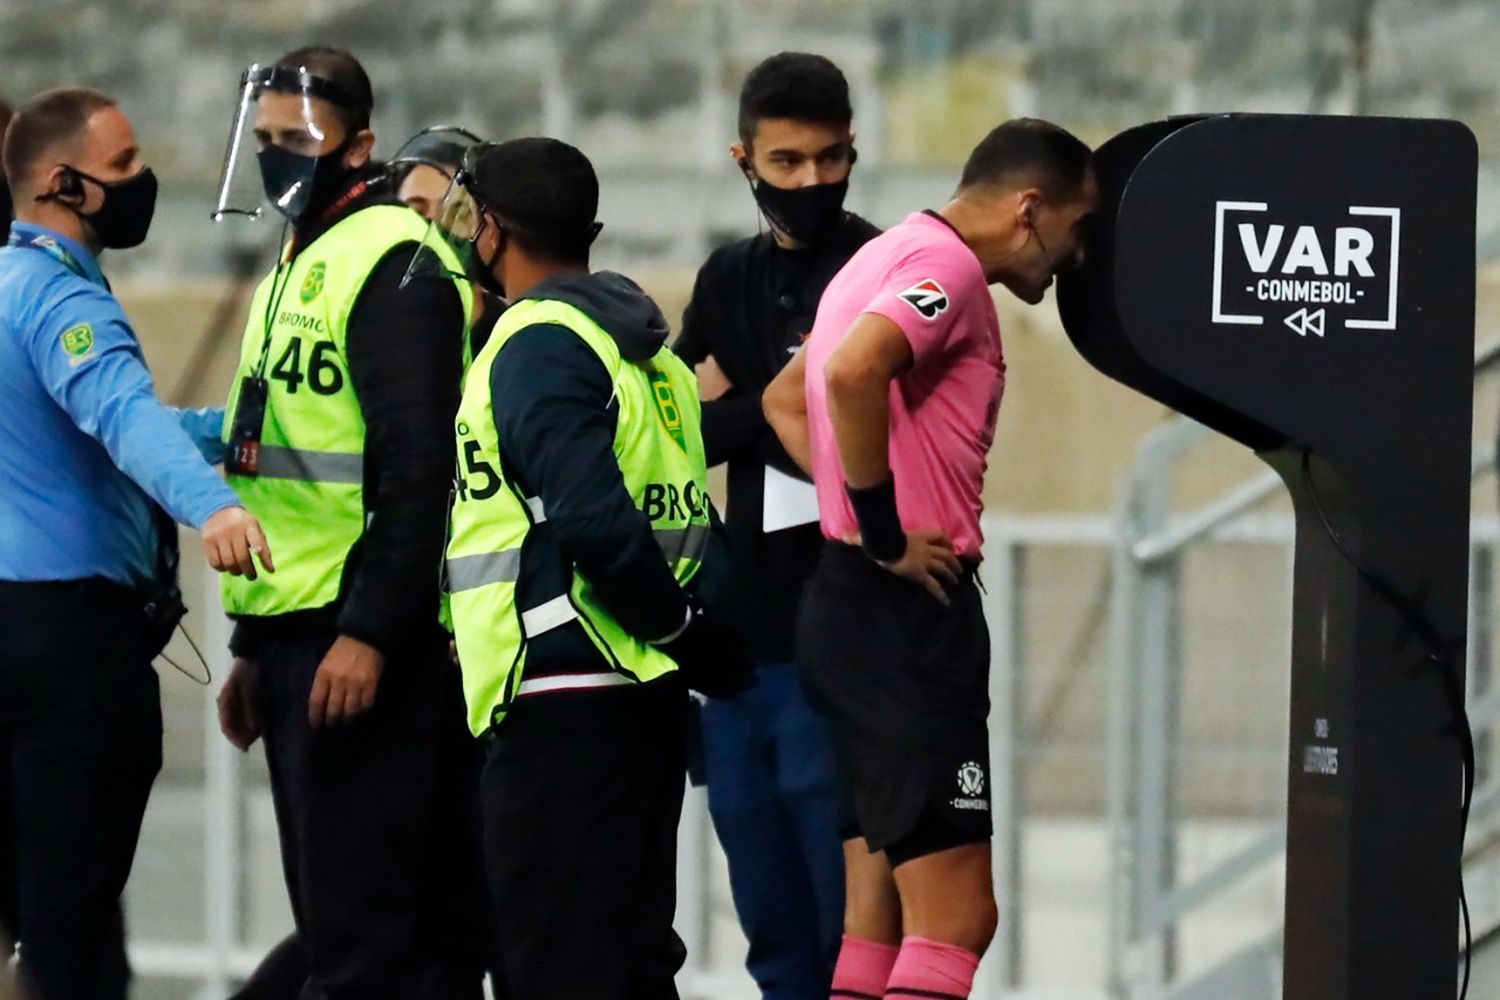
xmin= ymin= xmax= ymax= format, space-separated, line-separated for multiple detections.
xmin=654 ymin=522 xmax=711 ymax=566
xmin=521 ymin=594 xmax=578 ymax=636
xmin=447 ymin=524 xmax=708 ymax=593
xmin=447 ymin=548 xmax=522 ymax=591
xmin=516 ymin=671 xmax=634 ymax=698
xmin=255 ymin=445 xmax=363 ymax=484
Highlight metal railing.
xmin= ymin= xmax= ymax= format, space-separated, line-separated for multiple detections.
xmin=110 ymin=345 xmax=1500 ymax=999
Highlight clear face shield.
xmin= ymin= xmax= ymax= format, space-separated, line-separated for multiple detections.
xmin=211 ymin=63 xmax=352 ymax=223
xmin=401 ymin=144 xmax=500 ymax=300
xmin=388 ymin=125 xmax=482 ymax=223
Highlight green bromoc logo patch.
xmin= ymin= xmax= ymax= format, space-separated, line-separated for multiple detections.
xmin=61 ymin=323 xmax=95 ymax=358
xmin=300 ymin=262 xmax=327 ymax=304
xmin=648 ymin=369 xmax=687 ymax=452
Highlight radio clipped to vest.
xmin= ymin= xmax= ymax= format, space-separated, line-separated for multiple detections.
xmin=225 ymin=375 xmax=269 ymax=477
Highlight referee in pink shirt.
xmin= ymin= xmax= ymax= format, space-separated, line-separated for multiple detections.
xmin=764 ymin=119 xmax=1097 ymax=1000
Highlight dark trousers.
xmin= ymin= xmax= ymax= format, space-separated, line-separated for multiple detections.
xmin=481 ymin=678 xmax=689 ymax=1000
xmin=228 ymin=932 xmax=306 ymax=1000
xmin=0 ymin=579 xmax=162 ymax=1000
xmin=700 ymin=661 xmax=845 ymax=1000
xmin=249 ymin=628 xmax=490 ymax=1000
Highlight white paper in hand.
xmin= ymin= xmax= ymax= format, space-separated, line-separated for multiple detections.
xmin=762 ymin=465 xmax=820 ymax=533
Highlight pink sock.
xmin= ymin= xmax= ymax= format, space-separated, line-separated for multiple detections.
xmin=883 ymin=936 xmax=981 ymax=999
xmin=830 ymin=934 xmax=900 ymax=999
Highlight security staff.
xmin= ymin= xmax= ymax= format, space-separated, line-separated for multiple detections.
xmin=0 ymin=87 xmax=271 ymax=1000
xmin=432 ymin=137 xmax=751 ymax=998
xmin=388 ymin=124 xmax=498 ymax=358
xmin=673 ymin=52 xmax=878 ymax=999
xmin=209 ymin=47 xmax=488 ymax=998
xmin=390 ymin=125 xmax=480 ymax=220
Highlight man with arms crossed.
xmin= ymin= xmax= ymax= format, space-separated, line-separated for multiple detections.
xmin=764 ymin=119 xmax=1096 ymax=1000
xmin=674 ymin=52 xmax=879 ymax=998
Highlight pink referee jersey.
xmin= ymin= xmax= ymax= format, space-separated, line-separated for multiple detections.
xmin=804 ymin=211 xmax=1005 ymax=560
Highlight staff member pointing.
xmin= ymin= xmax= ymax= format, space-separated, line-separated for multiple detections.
xmin=0 ymin=87 xmax=271 ymax=1000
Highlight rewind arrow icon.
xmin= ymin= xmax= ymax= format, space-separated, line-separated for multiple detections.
xmin=1284 ymin=307 xmax=1326 ymax=337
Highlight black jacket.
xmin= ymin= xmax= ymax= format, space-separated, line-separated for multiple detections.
xmin=673 ymin=213 xmax=880 ymax=660
xmin=487 ymin=271 xmax=693 ymax=678
xmin=231 ymin=170 xmax=465 ymax=657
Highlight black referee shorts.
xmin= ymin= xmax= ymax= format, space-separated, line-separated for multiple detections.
xmin=798 ymin=542 xmax=993 ymax=867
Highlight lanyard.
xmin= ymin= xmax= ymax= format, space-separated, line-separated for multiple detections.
xmin=7 ymin=228 xmax=106 ymax=289
xmin=249 ymin=181 xmax=375 ymax=377
xmin=252 ymin=217 xmax=298 ymax=379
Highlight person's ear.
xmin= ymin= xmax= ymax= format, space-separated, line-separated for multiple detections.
xmin=1017 ymin=188 xmax=1044 ymax=228
xmin=37 ymin=165 xmax=82 ymax=205
xmin=731 ymin=142 xmax=753 ymax=180
xmin=346 ymin=129 xmax=376 ymax=170
xmin=475 ymin=212 xmax=504 ymax=262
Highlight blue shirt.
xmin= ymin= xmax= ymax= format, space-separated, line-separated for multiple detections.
xmin=0 ymin=222 xmax=241 ymax=586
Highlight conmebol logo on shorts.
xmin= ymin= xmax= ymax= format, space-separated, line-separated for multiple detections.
xmin=1210 ymin=201 xmax=1401 ymax=337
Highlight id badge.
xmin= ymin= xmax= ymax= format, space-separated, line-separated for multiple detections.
xmin=225 ymin=376 xmax=268 ymax=477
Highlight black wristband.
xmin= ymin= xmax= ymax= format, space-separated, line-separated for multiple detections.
xmin=846 ymin=478 xmax=906 ymax=563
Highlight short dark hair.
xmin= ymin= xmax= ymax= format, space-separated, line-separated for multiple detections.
xmin=738 ymin=52 xmax=852 ymax=145
xmin=959 ymin=118 xmax=1092 ymax=201
xmin=2 ymin=88 xmax=117 ymax=196
xmin=472 ymin=137 xmax=600 ymax=265
xmin=274 ymin=46 xmax=373 ymax=133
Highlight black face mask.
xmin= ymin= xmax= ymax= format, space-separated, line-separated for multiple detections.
xmin=751 ymin=177 xmax=849 ymax=245
xmin=257 ymin=138 xmax=353 ymax=222
xmin=468 ymin=216 xmax=507 ymax=302
xmin=73 ymin=167 xmax=159 ymax=249
xmin=467 ymin=251 xmax=506 ymax=302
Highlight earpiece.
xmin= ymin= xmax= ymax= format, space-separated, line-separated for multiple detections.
xmin=58 ymin=167 xmax=84 ymax=200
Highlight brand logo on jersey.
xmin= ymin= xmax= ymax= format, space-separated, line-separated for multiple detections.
xmin=60 ymin=323 xmax=95 ymax=362
xmin=300 ymin=261 xmax=327 ymax=305
xmin=897 ymin=279 xmax=949 ymax=320
xmin=648 ymin=368 xmax=688 ymax=452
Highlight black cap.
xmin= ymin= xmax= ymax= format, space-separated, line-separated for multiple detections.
xmin=472 ymin=137 xmax=600 ymax=248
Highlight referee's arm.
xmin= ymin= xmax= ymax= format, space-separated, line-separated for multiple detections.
xmin=820 ymin=313 xmax=915 ymax=489
xmin=762 ymin=346 xmax=815 ymax=477
xmin=801 ymin=312 xmax=959 ymax=601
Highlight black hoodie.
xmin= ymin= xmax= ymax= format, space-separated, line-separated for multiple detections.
xmin=487 ymin=271 xmax=693 ymax=672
